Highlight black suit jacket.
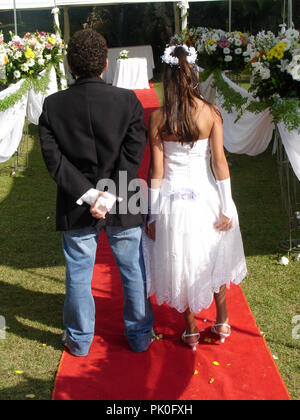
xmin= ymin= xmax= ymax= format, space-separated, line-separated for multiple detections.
xmin=39 ymin=77 xmax=147 ymax=231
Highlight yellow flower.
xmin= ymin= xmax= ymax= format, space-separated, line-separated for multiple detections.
xmin=25 ymin=47 xmax=35 ymax=59
xmin=207 ymin=38 xmax=216 ymax=46
xmin=48 ymin=36 xmax=56 ymax=45
xmin=266 ymin=42 xmax=286 ymax=61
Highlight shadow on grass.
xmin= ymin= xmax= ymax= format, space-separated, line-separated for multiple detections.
xmin=0 ymin=125 xmax=65 ymax=349
xmin=0 ymin=375 xmax=55 ymax=400
xmin=228 ymin=146 xmax=290 ymax=257
xmin=0 ymin=125 xmax=64 ymax=269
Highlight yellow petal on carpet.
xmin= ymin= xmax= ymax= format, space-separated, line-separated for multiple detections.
xmin=193 ymin=370 xmax=199 ymax=375
xmin=15 ymin=371 xmax=24 ymax=375
xmin=209 ymin=378 xmax=215 ymax=384
xmin=212 ymin=361 xmax=220 ymax=366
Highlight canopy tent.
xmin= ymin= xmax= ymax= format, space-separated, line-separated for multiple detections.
xmin=0 ymin=0 xmax=231 ymax=42
xmin=0 ymin=0 xmax=222 ymax=10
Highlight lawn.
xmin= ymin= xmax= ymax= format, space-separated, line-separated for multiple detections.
xmin=0 ymin=89 xmax=299 ymax=400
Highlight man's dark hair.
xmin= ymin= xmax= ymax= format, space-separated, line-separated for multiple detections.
xmin=67 ymin=29 xmax=108 ymax=78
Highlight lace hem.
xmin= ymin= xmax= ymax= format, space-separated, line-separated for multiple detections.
xmin=147 ymin=264 xmax=248 ymax=315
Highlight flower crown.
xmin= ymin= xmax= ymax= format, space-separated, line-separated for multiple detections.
xmin=161 ymin=44 xmax=197 ymax=66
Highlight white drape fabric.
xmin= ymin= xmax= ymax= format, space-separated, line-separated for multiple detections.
xmin=277 ymin=122 xmax=300 ymax=181
xmin=112 ymin=58 xmax=150 ymax=90
xmin=199 ymin=71 xmax=300 ymax=181
xmin=103 ymin=45 xmax=154 ymax=85
xmin=0 ymin=80 xmax=28 ymax=164
xmin=26 ymin=66 xmax=58 ymax=125
xmin=0 ymin=67 xmax=58 ymax=163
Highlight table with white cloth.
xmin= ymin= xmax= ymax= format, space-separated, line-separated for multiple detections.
xmin=113 ymin=58 xmax=150 ymax=90
xmin=102 ymin=45 xmax=155 ymax=84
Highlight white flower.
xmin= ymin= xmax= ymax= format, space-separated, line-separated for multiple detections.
xmin=12 ymin=35 xmax=21 ymax=43
xmin=224 ymin=55 xmax=233 ymax=62
xmin=45 ymin=54 xmax=52 ymax=61
xmin=207 ymin=43 xmax=217 ymax=53
xmin=223 ymin=48 xmax=231 ymax=55
xmin=212 ymin=33 xmax=220 ymax=42
xmin=235 ymin=48 xmax=242 ymax=55
xmin=13 ymin=70 xmax=21 ymax=79
xmin=278 ymin=59 xmax=289 ymax=72
xmin=279 ymin=256 xmax=289 ymax=266
xmin=287 ymin=63 xmax=300 ymax=81
xmin=14 ymin=51 xmax=22 ymax=59
xmin=27 ymin=58 xmax=35 ymax=67
xmin=260 ymin=67 xmax=271 ymax=80
xmin=161 ymin=45 xmax=197 ymax=66
xmin=234 ymin=39 xmax=242 ymax=47
xmin=20 ymin=63 xmax=29 ymax=72
xmin=38 ymin=58 xmax=45 ymax=66
xmin=285 ymin=28 xmax=299 ymax=40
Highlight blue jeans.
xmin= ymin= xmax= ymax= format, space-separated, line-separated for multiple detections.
xmin=62 ymin=225 xmax=154 ymax=356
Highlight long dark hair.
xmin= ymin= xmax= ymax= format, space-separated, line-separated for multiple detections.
xmin=161 ymin=46 xmax=220 ymax=146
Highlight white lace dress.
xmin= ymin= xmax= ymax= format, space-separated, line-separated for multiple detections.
xmin=142 ymin=138 xmax=247 ymax=314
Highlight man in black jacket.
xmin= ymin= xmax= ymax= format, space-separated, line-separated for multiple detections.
xmin=39 ymin=30 xmax=154 ymax=356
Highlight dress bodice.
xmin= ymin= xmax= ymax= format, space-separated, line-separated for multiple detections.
xmin=163 ymin=138 xmax=213 ymax=189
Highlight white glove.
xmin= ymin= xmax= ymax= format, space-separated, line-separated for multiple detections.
xmin=96 ymin=192 xmax=123 ymax=213
xmin=147 ymin=187 xmax=160 ymax=227
xmin=216 ymin=178 xmax=235 ymax=220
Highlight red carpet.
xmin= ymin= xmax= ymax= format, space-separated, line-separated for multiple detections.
xmin=52 ymin=85 xmax=291 ymax=401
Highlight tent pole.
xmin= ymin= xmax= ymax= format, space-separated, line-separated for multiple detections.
xmin=13 ymin=0 xmax=18 ymax=35
xmin=229 ymin=0 xmax=232 ymax=32
xmin=173 ymin=2 xmax=180 ymax=34
xmin=288 ymin=0 xmax=293 ymax=28
xmin=64 ymin=6 xmax=71 ymax=43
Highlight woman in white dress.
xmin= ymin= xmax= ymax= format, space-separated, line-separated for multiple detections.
xmin=142 ymin=45 xmax=247 ymax=350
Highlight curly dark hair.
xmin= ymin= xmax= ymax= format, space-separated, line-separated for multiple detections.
xmin=67 ymin=29 xmax=108 ymax=78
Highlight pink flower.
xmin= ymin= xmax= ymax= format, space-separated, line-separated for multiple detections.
xmin=45 ymin=44 xmax=52 ymax=50
xmin=218 ymin=37 xmax=231 ymax=49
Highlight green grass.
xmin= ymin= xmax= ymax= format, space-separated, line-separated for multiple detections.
xmin=0 ymin=96 xmax=299 ymax=399
xmin=0 ymin=126 xmax=66 ymax=400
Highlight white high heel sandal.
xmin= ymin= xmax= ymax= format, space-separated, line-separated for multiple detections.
xmin=211 ymin=323 xmax=231 ymax=343
xmin=182 ymin=331 xmax=200 ymax=351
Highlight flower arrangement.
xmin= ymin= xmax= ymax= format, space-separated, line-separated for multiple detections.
xmin=0 ymin=32 xmax=8 ymax=82
xmin=118 ymin=50 xmax=129 ymax=60
xmin=170 ymin=27 xmax=250 ymax=74
xmin=247 ymin=27 xmax=300 ymax=100
xmin=1 ymin=31 xmax=64 ymax=86
xmin=196 ymin=29 xmax=250 ymax=74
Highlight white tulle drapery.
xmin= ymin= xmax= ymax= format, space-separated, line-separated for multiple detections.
xmin=0 ymin=80 xmax=28 ymax=164
xmin=199 ymin=71 xmax=300 ymax=181
xmin=0 ymin=66 xmax=58 ymax=163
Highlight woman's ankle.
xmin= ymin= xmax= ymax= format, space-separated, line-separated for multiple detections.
xmin=185 ymin=324 xmax=199 ymax=334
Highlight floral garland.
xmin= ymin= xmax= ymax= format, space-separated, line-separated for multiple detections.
xmin=0 ymin=63 xmax=53 ymax=112
xmin=210 ymin=69 xmax=300 ymax=132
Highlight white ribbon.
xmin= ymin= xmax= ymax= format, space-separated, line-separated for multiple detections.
xmin=177 ymin=1 xmax=190 ymax=10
